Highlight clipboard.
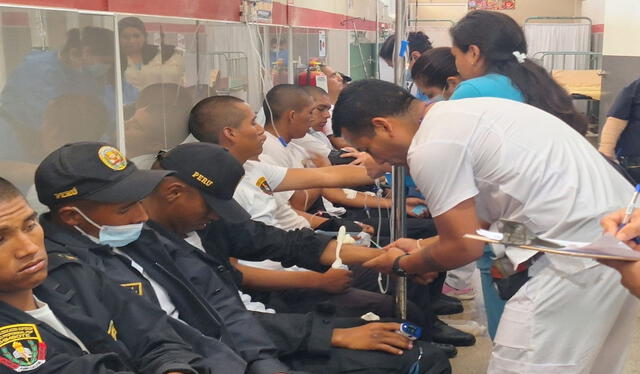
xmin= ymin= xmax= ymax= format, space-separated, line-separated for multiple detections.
xmin=464 ymin=233 xmax=640 ymax=262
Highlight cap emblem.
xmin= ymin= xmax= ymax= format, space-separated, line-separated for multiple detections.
xmin=98 ymin=146 xmax=127 ymax=171
xmin=192 ymin=171 xmax=214 ymax=187
xmin=53 ymin=186 xmax=78 ymax=200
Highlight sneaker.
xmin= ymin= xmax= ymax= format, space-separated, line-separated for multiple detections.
xmin=443 ymin=283 xmax=476 ymax=300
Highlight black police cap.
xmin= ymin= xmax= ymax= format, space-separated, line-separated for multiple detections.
xmin=159 ymin=142 xmax=250 ymax=223
xmin=35 ymin=142 xmax=172 ymax=207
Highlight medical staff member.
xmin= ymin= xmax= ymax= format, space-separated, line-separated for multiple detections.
xmin=332 ymin=79 xmax=638 ymax=374
xmin=379 ymin=31 xmax=433 ymax=102
xmin=449 ymin=10 xmax=587 ymax=135
xmin=599 ymin=77 xmax=640 ymax=184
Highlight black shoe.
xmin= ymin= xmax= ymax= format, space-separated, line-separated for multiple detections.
xmin=439 ymin=293 xmax=463 ymax=304
xmin=432 ymin=298 xmax=464 ymax=315
xmin=431 ymin=319 xmax=476 ymax=347
xmin=429 ymin=342 xmax=457 ymax=358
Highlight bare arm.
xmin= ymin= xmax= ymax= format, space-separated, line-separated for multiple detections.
xmin=293 ymin=209 xmax=329 ymax=228
xmin=320 ymin=241 xmax=383 ymax=266
xmin=275 ymin=165 xmax=374 ymax=192
xmin=364 ymin=198 xmax=486 ymax=274
xmin=289 ymin=188 xmax=322 ymax=211
xmin=599 ymin=117 xmax=628 ymax=159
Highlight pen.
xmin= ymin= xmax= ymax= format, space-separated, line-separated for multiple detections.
xmin=619 ymin=185 xmax=640 ymax=244
xmin=622 ymin=184 xmax=640 ymax=225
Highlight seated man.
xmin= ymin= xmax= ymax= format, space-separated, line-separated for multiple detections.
xmin=259 ymin=84 xmax=434 ymax=242
xmin=0 ymin=177 xmax=224 ymax=374
xmin=188 ymin=94 xmax=474 ymax=349
xmin=34 ymin=142 xmax=452 ymax=374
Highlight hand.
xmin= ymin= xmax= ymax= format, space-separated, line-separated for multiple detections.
xmin=363 ymin=247 xmax=406 ymax=274
xmin=318 ymin=268 xmax=352 ymax=293
xmin=599 ymin=259 xmax=640 ymax=298
xmin=355 ymin=222 xmax=375 ymax=234
xmin=342 ymin=151 xmax=390 ymax=178
xmin=406 ymin=197 xmax=429 ymax=218
xmin=341 ymin=146 xmax=358 ymax=153
xmin=331 ymin=322 xmax=413 ymax=355
xmin=383 ymin=238 xmax=419 ymax=254
xmin=601 ymin=208 xmax=640 ymax=250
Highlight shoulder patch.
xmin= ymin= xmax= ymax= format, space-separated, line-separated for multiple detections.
xmin=256 ymin=176 xmax=273 ymax=195
xmin=106 ymin=321 xmax=117 ymax=341
xmin=120 ymin=282 xmax=143 ymax=296
xmin=0 ymin=324 xmax=46 ymax=372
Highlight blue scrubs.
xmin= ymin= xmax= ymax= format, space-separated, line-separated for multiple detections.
xmin=449 ymin=72 xmax=525 ymax=339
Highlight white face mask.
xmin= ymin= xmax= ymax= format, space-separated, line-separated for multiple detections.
xmin=71 ymin=207 xmax=143 ymax=248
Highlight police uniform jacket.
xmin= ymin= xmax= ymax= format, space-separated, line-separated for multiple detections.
xmin=40 ymin=214 xmax=289 ymax=374
xmin=0 ymin=253 xmax=209 ymax=374
xmin=143 ymin=220 xmax=337 ymax=358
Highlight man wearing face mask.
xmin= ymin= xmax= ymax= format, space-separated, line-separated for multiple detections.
xmin=33 ymin=142 xmax=252 ymax=374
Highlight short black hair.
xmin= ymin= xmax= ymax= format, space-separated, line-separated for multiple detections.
xmin=410 ymin=47 xmax=458 ymax=89
xmin=263 ymin=84 xmax=311 ymax=125
xmin=0 ymin=177 xmax=22 ymax=203
xmin=379 ymin=31 xmax=432 ymax=61
xmin=188 ymin=95 xmax=247 ymax=144
xmin=302 ymin=85 xmax=328 ymax=99
xmin=332 ymin=79 xmax=415 ymax=137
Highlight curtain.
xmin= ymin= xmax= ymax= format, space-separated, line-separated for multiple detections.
xmin=524 ymin=22 xmax=591 ymax=71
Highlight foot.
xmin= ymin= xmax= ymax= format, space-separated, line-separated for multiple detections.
xmin=431 ymin=319 xmax=476 ymax=347
xmin=428 ymin=342 xmax=457 ymax=358
xmin=431 ymin=298 xmax=464 ymax=315
xmin=443 ymin=283 xmax=476 ymax=300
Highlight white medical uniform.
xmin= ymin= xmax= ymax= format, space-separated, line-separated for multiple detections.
xmin=408 ymin=97 xmax=638 ymax=374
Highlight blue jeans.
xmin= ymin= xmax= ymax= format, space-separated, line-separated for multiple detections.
xmin=476 ymin=245 xmax=506 ymax=340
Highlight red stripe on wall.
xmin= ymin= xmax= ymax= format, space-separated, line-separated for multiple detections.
xmin=0 ymin=1 xmax=380 ymax=31
xmin=107 ymin=0 xmax=241 ymax=22
xmin=0 ymin=0 xmax=106 ymax=11
xmin=592 ymin=24 xmax=604 ymax=33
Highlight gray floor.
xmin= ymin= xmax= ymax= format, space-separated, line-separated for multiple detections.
xmin=446 ymin=299 xmax=640 ymax=374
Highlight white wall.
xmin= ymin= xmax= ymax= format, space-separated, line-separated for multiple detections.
xmin=602 ymin=0 xmax=640 ymax=57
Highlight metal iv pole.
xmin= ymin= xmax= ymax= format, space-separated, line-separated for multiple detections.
xmin=392 ymin=0 xmax=408 ymax=319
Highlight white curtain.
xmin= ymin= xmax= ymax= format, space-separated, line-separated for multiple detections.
xmin=524 ymin=23 xmax=591 ymax=71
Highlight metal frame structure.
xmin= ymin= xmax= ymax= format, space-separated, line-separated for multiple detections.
xmin=392 ymin=0 xmax=408 ymax=319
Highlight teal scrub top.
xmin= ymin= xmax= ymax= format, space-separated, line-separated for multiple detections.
xmin=450 ymin=73 xmax=525 ymax=102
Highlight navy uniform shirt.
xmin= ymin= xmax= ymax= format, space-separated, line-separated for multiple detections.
xmin=608 ymin=77 xmax=640 ymax=157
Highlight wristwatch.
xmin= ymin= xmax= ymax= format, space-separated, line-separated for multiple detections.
xmin=391 ymin=254 xmax=411 ymax=277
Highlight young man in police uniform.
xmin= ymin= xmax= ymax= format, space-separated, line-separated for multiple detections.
xmin=0 ymin=177 xmax=220 ymax=374
xmin=332 ymin=79 xmax=638 ymax=374
xmin=34 ymin=142 xmax=451 ymax=374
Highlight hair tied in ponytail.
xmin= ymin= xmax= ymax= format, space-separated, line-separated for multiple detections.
xmin=512 ymin=51 xmax=526 ymax=64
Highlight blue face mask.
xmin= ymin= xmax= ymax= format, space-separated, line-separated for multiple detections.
xmin=72 ymin=207 xmax=143 ymax=247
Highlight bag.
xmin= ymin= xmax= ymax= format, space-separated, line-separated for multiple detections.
xmin=492 ymin=270 xmax=531 ymax=300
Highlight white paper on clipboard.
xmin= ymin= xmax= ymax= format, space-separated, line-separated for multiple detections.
xmin=470 ymin=230 xmax=640 ymax=261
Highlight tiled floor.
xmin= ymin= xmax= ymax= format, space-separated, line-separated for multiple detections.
xmin=447 ymin=299 xmax=640 ymax=374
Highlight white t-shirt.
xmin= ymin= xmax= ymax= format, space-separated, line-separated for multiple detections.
xmin=183 ymin=232 xmax=276 ymax=314
xmin=261 ymin=131 xmax=346 ymax=217
xmin=27 ymin=297 xmax=89 ymax=352
xmin=408 ymin=98 xmax=633 ymax=273
xmin=291 ymin=132 xmax=333 ymax=159
xmin=234 ymin=161 xmax=308 ymax=272
xmin=234 ymin=160 xmax=309 ymax=231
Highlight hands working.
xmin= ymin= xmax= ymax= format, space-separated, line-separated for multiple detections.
xmin=600 ymin=208 xmax=640 ymax=298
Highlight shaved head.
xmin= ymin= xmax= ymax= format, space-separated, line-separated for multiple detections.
xmin=188 ymin=96 xmax=249 ymax=144
xmin=0 ymin=178 xmax=22 ymax=204
xmin=263 ymin=84 xmax=312 ymax=125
